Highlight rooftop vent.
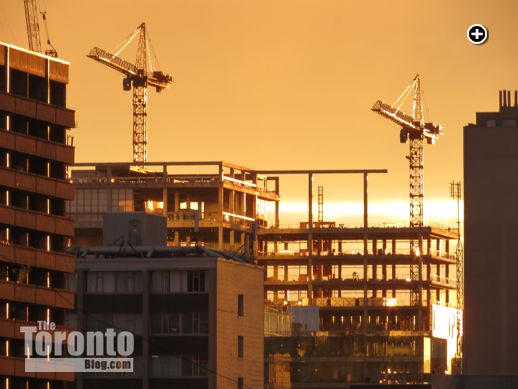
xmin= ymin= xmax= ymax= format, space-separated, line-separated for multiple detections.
xmin=499 ymin=90 xmax=518 ymax=110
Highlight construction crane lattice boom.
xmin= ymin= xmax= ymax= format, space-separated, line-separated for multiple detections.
xmin=87 ymin=23 xmax=173 ymax=163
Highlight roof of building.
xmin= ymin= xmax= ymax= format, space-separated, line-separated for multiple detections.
xmin=69 ymin=243 xmax=253 ymax=263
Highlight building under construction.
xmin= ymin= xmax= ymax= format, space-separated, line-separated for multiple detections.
xmin=67 ymin=161 xmax=460 ymax=387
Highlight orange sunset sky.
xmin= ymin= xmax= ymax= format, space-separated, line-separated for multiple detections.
xmin=2 ymin=0 xmax=518 ymax=226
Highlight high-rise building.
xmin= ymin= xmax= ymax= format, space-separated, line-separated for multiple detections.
xmin=70 ymin=212 xmax=264 ymax=389
xmin=0 ymin=42 xmax=76 ymax=388
xmin=464 ymin=90 xmax=518 ymax=374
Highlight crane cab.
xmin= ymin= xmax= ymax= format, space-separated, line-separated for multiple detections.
xmin=123 ymin=77 xmax=132 ymax=91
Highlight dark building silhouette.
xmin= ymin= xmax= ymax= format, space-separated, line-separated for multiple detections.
xmin=464 ymin=90 xmax=518 ymax=374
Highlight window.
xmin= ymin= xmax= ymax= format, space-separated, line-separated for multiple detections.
xmin=237 ymin=377 xmax=244 ymax=389
xmin=188 ymin=271 xmax=205 ymax=292
xmin=237 ymin=336 xmax=244 ymax=358
xmin=238 ymin=294 xmax=244 ymax=317
xmin=161 ymin=271 xmax=170 ymax=292
xmin=95 ymin=272 xmax=104 ymax=292
xmin=154 ymin=312 xmax=180 ymax=334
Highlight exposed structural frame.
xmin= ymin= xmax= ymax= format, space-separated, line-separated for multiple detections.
xmin=253 ymin=168 xmax=388 ymax=311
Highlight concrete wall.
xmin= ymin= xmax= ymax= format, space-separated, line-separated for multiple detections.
xmin=464 ymin=121 xmax=518 ymax=374
xmin=432 ymin=374 xmax=518 ymax=389
xmin=103 ymin=212 xmax=167 ymax=246
xmin=216 ymin=259 xmax=264 ymax=388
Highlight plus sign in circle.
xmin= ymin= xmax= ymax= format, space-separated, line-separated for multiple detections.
xmin=467 ymin=24 xmax=488 ymax=45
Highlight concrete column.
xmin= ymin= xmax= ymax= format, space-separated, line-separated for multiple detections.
xmin=174 ymin=191 xmax=180 ymax=213
xmin=392 ymin=264 xmax=396 ymax=298
xmin=162 ymin=165 xmax=168 ymax=218
xmin=76 ymin=271 xmax=85 ymax=389
xmin=218 ymin=164 xmax=224 ymax=250
xmin=382 ymin=265 xmax=387 ymax=298
xmin=251 ymin=173 xmax=258 ymax=258
xmin=273 ymin=177 xmax=280 ymax=252
xmin=362 ymin=173 xmax=368 ymax=331
xmin=142 ymin=270 xmax=150 ymax=389
xmin=307 ymin=173 xmax=314 ymax=303
xmin=436 ymin=264 xmax=440 ymax=302
xmin=229 ymin=230 xmax=235 ymax=249
xmin=107 ymin=167 xmax=113 ymax=212
xmin=417 ymin=234 xmax=423 ymax=330
xmin=162 ymin=187 xmax=168 ymax=217
xmin=208 ymin=268 xmax=216 ymax=389
xmin=445 ymin=264 xmax=450 ymax=304
xmin=372 ymin=263 xmax=377 ymax=298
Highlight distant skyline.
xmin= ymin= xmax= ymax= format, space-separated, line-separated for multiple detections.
xmin=2 ymin=0 xmax=516 ymax=226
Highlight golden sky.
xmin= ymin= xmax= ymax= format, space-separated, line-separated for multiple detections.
xmin=1 ymin=0 xmax=517 ymax=225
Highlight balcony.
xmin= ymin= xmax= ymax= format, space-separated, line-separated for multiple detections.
xmin=0 ymin=204 xmax=74 ymax=236
xmin=0 ymin=279 xmax=74 ymax=309
xmin=0 ymin=166 xmax=74 ymax=200
xmin=0 ymin=317 xmax=73 ymax=341
xmin=0 ymin=90 xmax=75 ymax=128
xmin=0 ymin=355 xmax=74 ymax=381
xmin=0 ymin=242 xmax=74 ymax=273
xmin=0 ymin=128 xmax=74 ymax=164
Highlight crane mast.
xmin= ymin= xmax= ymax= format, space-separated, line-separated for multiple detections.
xmin=23 ymin=0 xmax=42 ymax=53
xmin=409 ymin=76 xmax=424 ymax=228
xmin=87 ymin=23 xmax=173 ymax=163
xmin=133 ymin=24 xmax=148 ymax=163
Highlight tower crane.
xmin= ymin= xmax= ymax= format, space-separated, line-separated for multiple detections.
xmin=372 ymin=74 xmax=444 ymax=228
xmin=372 ymin=75 xmax=444 ymax=307
xmin=87 ymin=23 xmax=173 ymax=163
xmin=23 ymin=0 xmax=58 ymax=57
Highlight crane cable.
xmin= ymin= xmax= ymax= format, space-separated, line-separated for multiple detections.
xmin=39 ymin=0 xmax=57 ymax=56
xmin=112 ymin=27 xmax=141 ymax=58
xmin=391 ymin=77 xmax=425 ymax=122
xmin=147 ymin=32 xmax=162 ymax=71
xmin=146 ymin=34 xmax=153 ymax=73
